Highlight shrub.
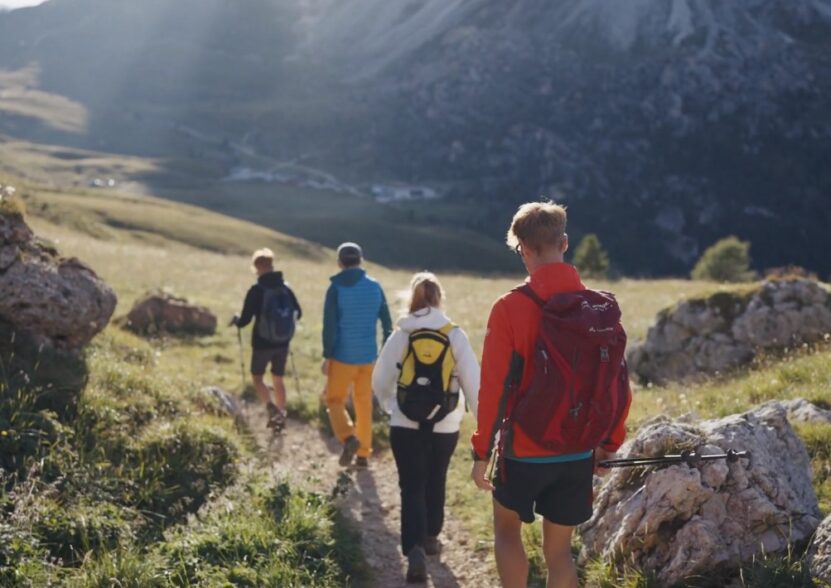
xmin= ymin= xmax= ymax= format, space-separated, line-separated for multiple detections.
xmin=29 ymin=500 xmax=133 ymax=566
xmin=573 ymin=234 xmax=610 ymax=279
xmin=0 ymin=522 xmax=49 ymax=587
xmin=691 ymin=236 xmax=756 ymax=283
xmin=163 ymin=480 xmax=366 ymax=587
xmin=127 ymin=422 xmax=238 ymax=527
xmin=71 ymin=549 xmax=168 ymax=588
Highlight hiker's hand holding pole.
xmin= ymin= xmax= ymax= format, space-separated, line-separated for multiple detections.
xmin=228 ymin=315 xmax=239 ymax=328
xmin=471 ymin=460 xmax=495 ymax=492
xmin=594 ymin=448 xmax=616 ymax=477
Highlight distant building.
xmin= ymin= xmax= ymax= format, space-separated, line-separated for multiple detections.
xmin=371 ymin=184 xmax=440 ymax=204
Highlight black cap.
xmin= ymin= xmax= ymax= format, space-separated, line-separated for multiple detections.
xmin=337 ymin=242 xmax=363 ymax=265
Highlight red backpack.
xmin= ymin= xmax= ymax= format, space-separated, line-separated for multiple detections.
xmin=507 ymin=286 xmax=629 ymax=454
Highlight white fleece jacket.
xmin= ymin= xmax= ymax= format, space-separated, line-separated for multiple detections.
xmin=372 ymin=307 xmax=480 ymax=433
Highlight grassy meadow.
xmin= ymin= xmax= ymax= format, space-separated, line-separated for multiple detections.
xmin=2 ymin=170 xmax=830 ymax=587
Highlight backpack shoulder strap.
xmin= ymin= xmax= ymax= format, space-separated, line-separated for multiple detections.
xmin=513 ymin=284 xmax=546 ymax=308
xmin=438 ymin=322 xmax=457 ymax=336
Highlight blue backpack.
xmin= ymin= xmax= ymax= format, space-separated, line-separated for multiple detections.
xmin=257 ymin=286 xmax=296 ymax=345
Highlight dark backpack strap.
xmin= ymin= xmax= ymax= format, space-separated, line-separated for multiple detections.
xmin=514 ymin=284 xmax=546 ymax=308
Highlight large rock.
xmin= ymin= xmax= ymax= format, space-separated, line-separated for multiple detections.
xmin=629 ymin=279 xmax=831 ymax=384
xmin=581 ymin=403 xmax=822 ymax=586
xmin=809 ymin=515 xmax=831 ymax=584
xmin=783 ymin=398 xmax=831 ymax=425
xmin=126 ymin=290 xmax=217 ymax=336
xmin=0 ymin=210 xmax=117 ymax=350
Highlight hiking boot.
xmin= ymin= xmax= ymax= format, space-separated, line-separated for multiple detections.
xmin=424 ymin=536 xmax=441 ymax=556
xmin=270 ymin=408 xmax=287 ymax=433
xmin=339 ymin=435 xmax=359 ymax=467
xmin=354 ymin=456 xmax=369 ymax=469
xmin=406 ymin=546 xmax=427 ymax=583
xmin=266 ymin=403 xmax=280 ymax=429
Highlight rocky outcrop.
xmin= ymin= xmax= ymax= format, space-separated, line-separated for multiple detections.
xmin=783 ymin=398 xmax=831 ymax=425
xmin=0 ymin=208 xmax=117 ymax=350
xmin=809 ymin=515 xmax=831 ymax=584
xmin=629 ymin=279 xmax=831 ymax=384
xmin=581 ymin=403 xmax=822 ymax=586
xmin=126 ymin=291 xmax=216 ymax=336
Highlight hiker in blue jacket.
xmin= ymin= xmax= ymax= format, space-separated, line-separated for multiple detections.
xmin=321 ymin=242 xmax=392 ymax=467
xmin=231 ymin=248 xmax=301 ymax=431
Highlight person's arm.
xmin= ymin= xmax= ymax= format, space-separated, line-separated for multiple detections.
xmin=234 ymin=286 xmax=258 ymax=328
xmin=470 ymin=299 xmax=518 ymax=462
xmin=286 ymin=285 xmax=302 ymax=320
xmin=378 ymin=288 xmax=393 ymax=343
xmin=451 ymin=328 xmax=480 ymax=417
xmin=322 ymin=284 xmax=338 ymax=359
xmin=372 ymin=330 xmax=405 ymax=413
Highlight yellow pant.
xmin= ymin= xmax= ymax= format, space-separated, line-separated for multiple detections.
xmin=326 ymin=360 xmax=374 ymax=458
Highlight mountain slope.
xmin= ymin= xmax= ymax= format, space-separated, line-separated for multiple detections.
xmin=1 ymin=0 xmax=830 ymax=275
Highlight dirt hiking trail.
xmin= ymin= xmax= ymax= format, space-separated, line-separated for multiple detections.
xmin=242 ymin=402 xmax=500 ymax=588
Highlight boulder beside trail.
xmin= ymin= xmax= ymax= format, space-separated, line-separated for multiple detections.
xmin=126 ymin=291 xmax=217 ymax=336
xmin=809 ymin=515 xmax=831 ymax=584
xmin=0 ymin=209 xmax=117 ymax=350
xmin=783 ymin=398 xmax=831 ymax=425
xmin=580 ymin=402 xmax=822 ymax=586
xmin=629 ymin=279 xmax=831 ymax=384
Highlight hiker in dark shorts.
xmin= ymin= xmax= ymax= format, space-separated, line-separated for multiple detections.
xmin=231 ymin=248 xmax=301 ymax=431
xmin=471 ymin=202 xmax=631 ymax=588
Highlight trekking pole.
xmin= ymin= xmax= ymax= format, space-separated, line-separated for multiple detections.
xmin=290 ymin=350 xmax=301 ymax=397
xmin=597 ymin=448 xmax=750 ymax=469
xmin=236 ymin=326 xmax=246 ymax=392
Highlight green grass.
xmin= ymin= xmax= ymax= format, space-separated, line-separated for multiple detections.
xmin=0 ymin=322 xmax=366 ymax=586
xmin=5 ymin=166 xmax=831 ymax=586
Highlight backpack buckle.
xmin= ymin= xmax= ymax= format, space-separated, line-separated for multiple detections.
xmin=600 ymin=347 xmax=610 ymax=363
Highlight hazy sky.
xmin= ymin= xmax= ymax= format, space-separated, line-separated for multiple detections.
xmin=0 ymin=0 xmax=46 ymax=9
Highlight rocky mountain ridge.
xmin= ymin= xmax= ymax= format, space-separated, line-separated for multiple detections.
xmin=1 ymin=0 xmax=830 ymax=274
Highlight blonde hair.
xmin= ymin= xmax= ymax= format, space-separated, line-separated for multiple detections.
xmin=506 ymin=201 xmax=567 ymax=254
xmin=409 ymin=272 xmax=444 ymax=314
xmin=251 ymin=248 xmax=274 ymax=272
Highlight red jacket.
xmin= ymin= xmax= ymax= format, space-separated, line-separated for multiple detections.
xmin=471 ymin=263 xmax=631 ymax=461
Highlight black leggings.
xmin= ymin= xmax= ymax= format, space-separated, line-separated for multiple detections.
xmin=390 ymin=426 xmax=459 ymax=556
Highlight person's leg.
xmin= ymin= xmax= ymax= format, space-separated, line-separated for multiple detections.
xmin=250 ymin=350 xmax=274 ymax=406
xmin=541 ymin=521 xmax=578 ymax=588
xmin=390 ymin=427 xmax=429 ymax=556
xmin=533 ymin=459 xmax=593 ymax=588
xmin=352 ymin=363 xmax=374 ymax=459
xmin=325 ymin=360 xmax=357 ymax=443
xmin=251 ymin=374 xmax=273 ymax=405
xmin=270 ymin=376 xmax=287 ymax=411
xmin=425 ymin=431 xmax=459 ymax=540
xmin=270 ymin=347 xmax=289 ymax=413
xmin=493 ymin=498 xmax=529 ymax=588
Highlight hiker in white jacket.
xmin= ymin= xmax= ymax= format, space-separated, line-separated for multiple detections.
xmin=373 ymin=272 xmax=480 ymax=583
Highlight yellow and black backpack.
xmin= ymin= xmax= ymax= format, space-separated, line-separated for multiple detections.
xmin=396 ymin=324 xmax=459 ymax=428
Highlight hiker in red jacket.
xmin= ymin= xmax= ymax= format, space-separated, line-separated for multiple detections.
xmin=471 ymin=202 xmax=631 ymax=588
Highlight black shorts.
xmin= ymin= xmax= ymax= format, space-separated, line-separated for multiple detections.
xmin=251 ymin=346 xmax=289 ymax=376
xmin=493 ymin=457 xmax=594 ymax=525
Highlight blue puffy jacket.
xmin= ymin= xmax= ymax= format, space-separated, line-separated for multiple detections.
xmin=322 ymin=268 xmax=393 ymax=365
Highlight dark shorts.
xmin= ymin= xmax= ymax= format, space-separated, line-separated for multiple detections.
xmin=251 ymin=346 xmax=289 ymax=376
xmin=493 ymin=457 xmax=594 ymax=525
